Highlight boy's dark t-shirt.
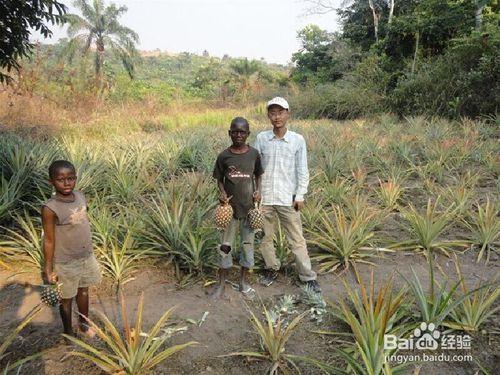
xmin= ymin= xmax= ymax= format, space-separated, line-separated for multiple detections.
xmin=213 ymin=146 xmax=264 ymax=219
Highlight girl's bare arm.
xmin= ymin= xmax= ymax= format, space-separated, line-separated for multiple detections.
xmin=41 ymin=206 xmax=57 ymax=283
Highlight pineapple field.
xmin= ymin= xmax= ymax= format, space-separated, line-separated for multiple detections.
xmin=0 ymin=112 xmax=499 ymax=374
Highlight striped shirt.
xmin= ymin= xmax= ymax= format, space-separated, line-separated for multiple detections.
xmin=254 ymin=129 xmax=309 ymax=206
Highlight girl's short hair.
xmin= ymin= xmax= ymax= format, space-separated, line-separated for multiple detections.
xmin=49 ymin=160 xmax=75 ymax=179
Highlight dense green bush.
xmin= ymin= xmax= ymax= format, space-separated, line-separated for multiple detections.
xmin=391 ymin=30 xmax=500 ymax=118
xmin=291 ymin=56 xmax=389 ymax=119
xmin=290 ymin=1 xmax=498 ymax=120
xmin=109 ymin=75 xmax=176 ymax=104
xmin=291 ymin=25 xmax=363 ymax=84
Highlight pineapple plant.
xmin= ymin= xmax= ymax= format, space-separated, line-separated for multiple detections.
xmin=40 ymin=283 xmax=63 ymax=307
xmin=214 ymin=196 xmax=233 ymax=231
xmin=247 ymin=201 xmax=264 ymax=231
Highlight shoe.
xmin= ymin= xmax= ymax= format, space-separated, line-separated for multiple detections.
xmin=305 ymin=279 xmax=322 ymax=294
xmin=259 ymin=270 xmax=278 ymax=287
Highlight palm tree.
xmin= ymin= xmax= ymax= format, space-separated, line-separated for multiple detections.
xmin=229 ymin=58 xmax=262 ymax=102
xmin=65 ymin=0 xmax=139 ymax=81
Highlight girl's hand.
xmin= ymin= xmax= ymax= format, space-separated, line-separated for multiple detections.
xmin=44 ymin=265 xmax=57 ymax=284
xmin=253 ymin=190 xmax=261 ymax=202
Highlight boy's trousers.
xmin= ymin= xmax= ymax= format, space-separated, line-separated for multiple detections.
xmin=259 ymin=205 xmax=317 ymax=282
xmin=218 ymin=217 xmax=255 ymax=269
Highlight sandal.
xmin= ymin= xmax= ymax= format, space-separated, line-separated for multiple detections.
xmin=240 ymin=286 xmax=256 ymax=300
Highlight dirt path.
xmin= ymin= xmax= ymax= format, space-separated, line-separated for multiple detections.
xmin=1 ymin=251 xmax=498 ymax=374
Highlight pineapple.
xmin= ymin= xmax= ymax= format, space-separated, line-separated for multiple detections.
xmin=40 ymin=283 xmax=63 ymax=307
xmin=214 ymin=198 xmax=233 ymax=231
xmin=248 ymin=202 xmax=264 ymax=231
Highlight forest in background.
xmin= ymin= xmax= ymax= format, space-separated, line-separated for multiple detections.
xmin=1 ymin=0 xmax=498 ymax=128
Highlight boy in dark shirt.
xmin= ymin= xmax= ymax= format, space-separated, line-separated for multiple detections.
xmin=212 ymin=117 xmax=264 ymax=300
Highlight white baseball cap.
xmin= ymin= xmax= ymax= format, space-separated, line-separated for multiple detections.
xmin=266 ymin=97 xmax=289 ymax=110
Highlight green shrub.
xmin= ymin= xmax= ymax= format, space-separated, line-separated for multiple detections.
xmin=291 ymin=55 xmax=389 ymax=119
xmin=391 ymin=29 xmax=500 ymax=118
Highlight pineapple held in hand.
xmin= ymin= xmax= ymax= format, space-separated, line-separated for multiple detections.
xmin=248 ymin=202 xmax=264 ymax=231
xmin=214 ymin=196 xmax=233 ymax=231
xmin=40 ymin=283 xmax=63 ymax=307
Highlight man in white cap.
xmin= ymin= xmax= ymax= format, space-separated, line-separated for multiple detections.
xmin=254 ymin=97 xmax=320 ymax=293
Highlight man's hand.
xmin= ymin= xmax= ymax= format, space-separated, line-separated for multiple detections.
xmin=44 ymin=264 xmax=57 ymax=284
xmin=253 ymin=190 xmax=262 ymax=202
xmin=293 ymin=200 xmax=304 ymax=211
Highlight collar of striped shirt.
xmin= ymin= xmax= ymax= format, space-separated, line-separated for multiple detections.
xmin=267 ymin=129 xmax=292 ymax=142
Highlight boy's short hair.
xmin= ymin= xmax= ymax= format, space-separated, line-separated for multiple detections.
xmin=49 ymin=160 xmax=76 ymax=179
xmin=230 ymin=117 xmax=250 ymax=129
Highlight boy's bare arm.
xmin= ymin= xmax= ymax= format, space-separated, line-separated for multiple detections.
xmin=217 ymin=180 xmax=229 ymax=203
xmin=254 ymin=175 xmax=262 ymax=202
xmin=41 ymin=206 xmax=57 ymax=284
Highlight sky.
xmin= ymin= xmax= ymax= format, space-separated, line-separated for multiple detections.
xmin=37 ymin=0 xmax=342 ymax=64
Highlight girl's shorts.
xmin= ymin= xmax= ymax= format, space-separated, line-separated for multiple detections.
xmin=54 ymin=255 xmax=102 ymax=298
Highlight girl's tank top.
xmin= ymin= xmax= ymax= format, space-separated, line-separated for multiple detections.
xmin=43 ymin=190 xmax=93 ymax=263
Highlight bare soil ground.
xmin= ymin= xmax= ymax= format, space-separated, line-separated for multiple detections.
xmin=1 ymin=250 xmax=498 ymax=375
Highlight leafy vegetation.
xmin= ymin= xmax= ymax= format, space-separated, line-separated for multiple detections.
xmin=65 ymin=0 xmax=139 ymax=81
xmin=293 ymin=0 xmax=499 ymax=119
xmin=63 ymin=293 xmax=197 ymax=374
xmin=0 ymin=306 xmax=44 ymax=372
xmin=0 ymin=0 xmax=67 ymax=83
xmin=1 ymin=1 xmax=498 ymax=373
xmin=221 ymin=303 xmax=310 ymax=374
xmin=448 ymin=259 xmax=499 ymax=332
xmin=307 ymin=204 xmax=383 ymax=273
xmin=391 ymin=198 xmax=468 ymax=257
xmin=0 ymin=109 xmax=497 ymax=375
xmin=464 ymin=198 xmax=500 ymax=263
xmin=317 ymin=272 xmax=411 ymax=375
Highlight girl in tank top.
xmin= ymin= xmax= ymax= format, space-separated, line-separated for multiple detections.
xmin=42 ymin=160 xmax=101 ymax=337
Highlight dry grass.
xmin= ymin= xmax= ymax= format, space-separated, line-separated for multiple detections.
xmin=0 ymin=90 xmax=261 ymax=139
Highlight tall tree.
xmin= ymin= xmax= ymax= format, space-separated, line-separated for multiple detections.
xmin=0 ymin=0 xmax=67 ymax=84
xmin=291 ymin=25 xmax=360 ymax=83
xmin=367 ymin=0 xmax=380 ymax=41
xmin=65 ymin=0 xmax=139 ymax=81
xmin=387 ymin=0 xmax=395 ymax=25
xmin=384 ymin=0 xmax=475 ymax=61
xmin=475 ymin=0 xmax=489 ymax=30
xmin=229 ymin=58 xmax=263 ymax=102
xmin=303 ymin=1 xmax=394 ymax=43
xmin=336 ymin=0 xmax=389 ymax=50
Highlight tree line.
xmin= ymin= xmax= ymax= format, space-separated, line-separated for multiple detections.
xmin=1 ymin=0 xmax=498 ymax=118
xmin=292 ymin=0 xmax=499 ymax=118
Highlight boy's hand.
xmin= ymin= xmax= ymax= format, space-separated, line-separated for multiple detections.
xmin=293 ymin=200 xmax=304 ymax=211
xmin=253 ymin=190 xmax=261 ymax=202
xmin=219 ymin=192 xmax=229 ymax=204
